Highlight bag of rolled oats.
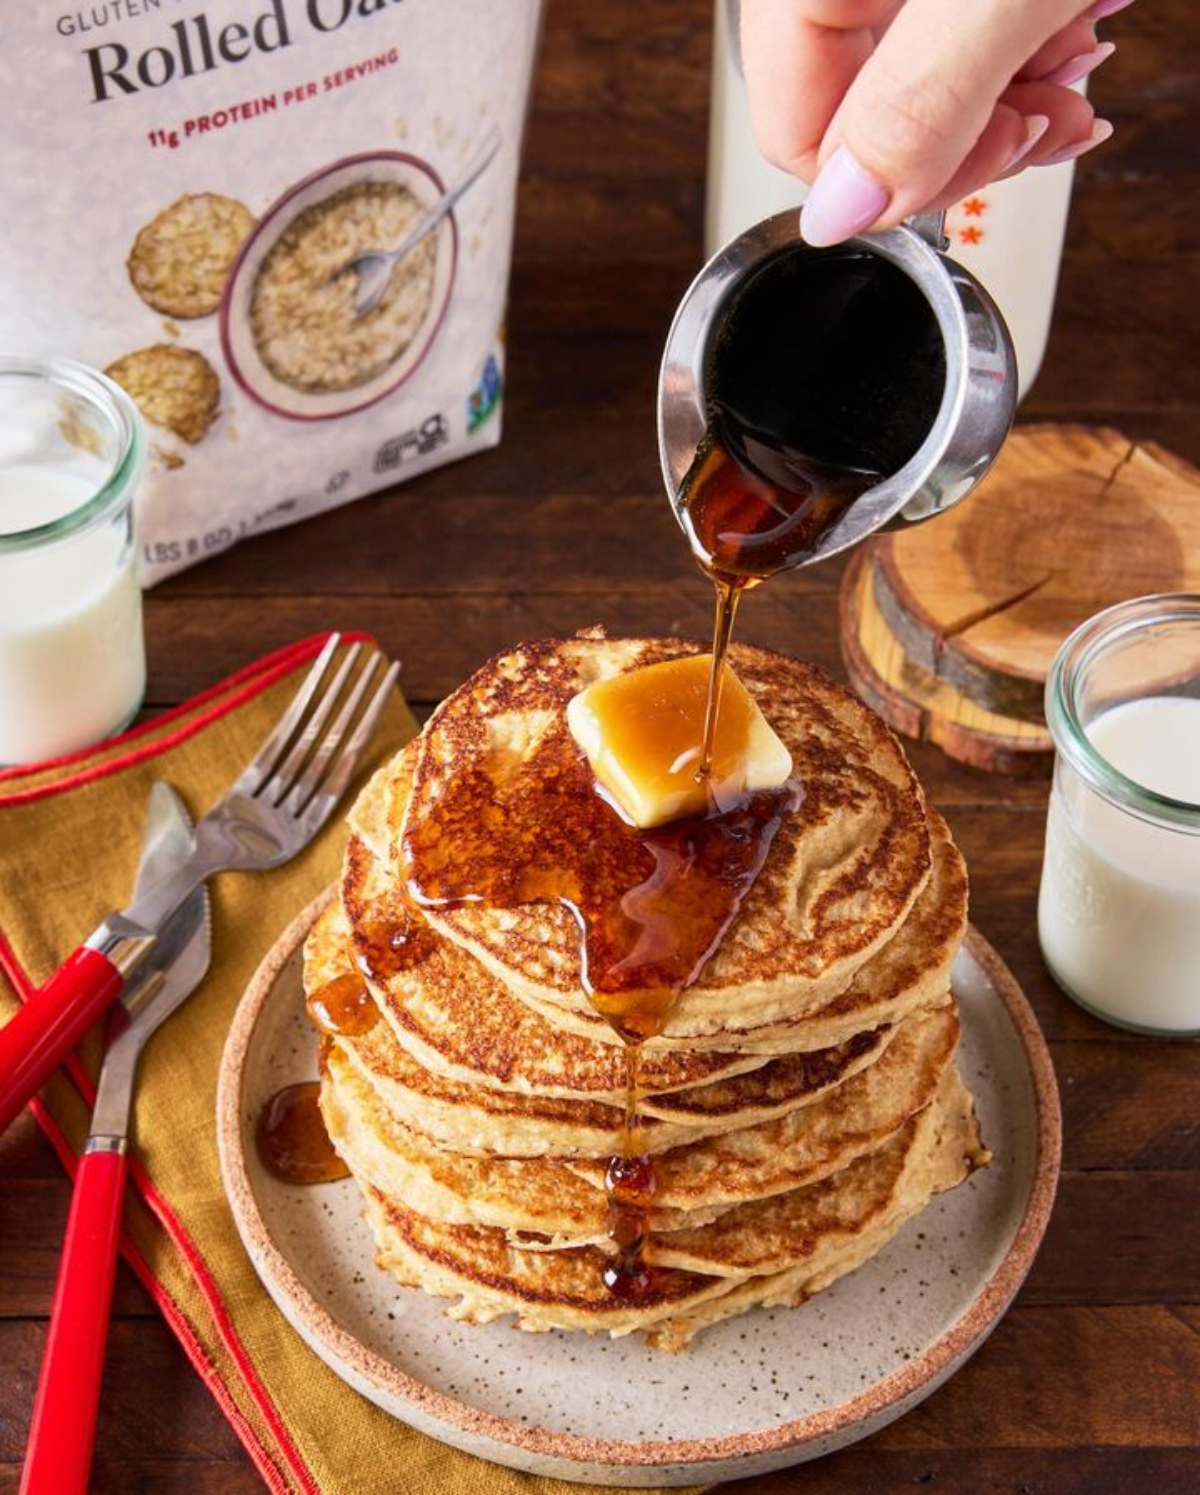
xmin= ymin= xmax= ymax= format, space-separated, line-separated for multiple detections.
xmin=4 ymin=0 xmax=541 ymax=582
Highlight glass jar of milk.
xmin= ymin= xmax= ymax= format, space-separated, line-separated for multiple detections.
xmin=0 ymin=358 xmax=146 ymax=764
xmin=1038 ymin=595 xmax=1200 ymax=1036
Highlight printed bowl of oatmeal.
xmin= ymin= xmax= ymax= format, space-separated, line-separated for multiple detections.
xmin=221 ymin=153 xmax=457 ymax=421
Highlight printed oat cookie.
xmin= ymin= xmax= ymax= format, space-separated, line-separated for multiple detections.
xmin=128 ymin=193 xmax=256 ymax=319
xmin=3 ymin=1 xmax=542 ymax=581
xmin=106 ymin=346 xmax=222 ymax=446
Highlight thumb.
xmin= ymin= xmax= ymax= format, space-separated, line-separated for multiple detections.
xmin=800 ymin=0 xmax=1082 ymax=245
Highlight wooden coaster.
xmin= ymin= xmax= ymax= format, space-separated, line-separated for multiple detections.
xmin=872 ymin=425 xmax=1200 ymax=723
xmin=840 ymin=547 xmax=1053 ymax=778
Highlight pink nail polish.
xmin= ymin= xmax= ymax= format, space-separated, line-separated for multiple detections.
xmin=800 ymin=147 xmax=890 ymax=248
xmin=1040 ymin=41 xmax=1116 ymax=88
xmin=1038 ymin=119 xmax=1115 ymax=167
xmin=1000 ymin=114 xmax=1051 ymax=174
xmin=1088 ymin=0 xmax=1135 ymax=20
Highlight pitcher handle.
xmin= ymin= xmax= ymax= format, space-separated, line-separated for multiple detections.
xmin=907 ymin=211 xmax=948 ymax=250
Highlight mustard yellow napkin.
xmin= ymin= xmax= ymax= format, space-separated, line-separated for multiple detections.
xmin=0 ymin=635 xmax=723 ymax=1495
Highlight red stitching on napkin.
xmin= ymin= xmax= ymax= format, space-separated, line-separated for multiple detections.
xmin=0 ymin=631 xmax=375 ymax=808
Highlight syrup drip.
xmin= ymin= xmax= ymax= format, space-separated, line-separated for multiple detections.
xmin=255 ymin=1081 xmax=349 ymax=1185
xmin=352 ymin=900 xmax=438 ymax=984
xmin=306 ymin=972 xmax=380 ymax=1037
xmin=262 ymin=895 xmax=435 ymax=1185
xmin=602 ymin=1047 xmax=659 ymax=1300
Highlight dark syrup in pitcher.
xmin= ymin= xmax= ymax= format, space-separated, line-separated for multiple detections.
xmin=680 ymin=245 xmax=946 ymax=771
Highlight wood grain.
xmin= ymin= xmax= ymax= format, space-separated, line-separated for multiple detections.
xmin=840 ymin=546 xmax=1053 ymax=776
xmin=874 ymin=426 xmax=1200 ymax=719
xmin=3 ymin=0 xmax=1199 ymax=1491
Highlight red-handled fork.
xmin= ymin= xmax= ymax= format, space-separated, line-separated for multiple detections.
xmin=0 ymin=633 xmax=399 ymax=1135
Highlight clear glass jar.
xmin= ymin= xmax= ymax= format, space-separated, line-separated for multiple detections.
xmin=1038 ymin=594 xmax=1200 ymax=1036
xmin=0 ymin=357 xmax=146 ymax=764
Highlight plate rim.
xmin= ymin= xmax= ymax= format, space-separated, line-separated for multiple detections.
xmin=216 ymin=891 xmax=1062 ymax=1472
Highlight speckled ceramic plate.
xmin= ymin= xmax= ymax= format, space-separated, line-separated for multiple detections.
xmin=217 ymin=894 xmax=1060 ymax=1487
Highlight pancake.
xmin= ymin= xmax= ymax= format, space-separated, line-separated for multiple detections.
xmin=395 ymin=635 xmax=933 ymax=1030
xmin=351 ymin=736 xmax=964 ymax=1062
xmin=307 ymin=903 xmax=930 ymax=1159
xmin=360 ymin=1068 xmax=984 ymax=1347
xmin=334 ymin=1018 xmax=679 ymax=1158
xmin=321 ymin=1044 xmax=720 ymax=1248
xmin=324 ymin=1003 xmax=957 ymax=1237
xmin=570 ymin=1005 xmax=960 ymax=1211
xmin=366 ymin=1186 xmax=737 ymax=1341
xmin=512 ymin=806 xmax=967 ymax=1052
xmin=332 ymin=834 xmax=921 ymax=1124
xmin=645 ymin=1065 xmax=984 ymax=1275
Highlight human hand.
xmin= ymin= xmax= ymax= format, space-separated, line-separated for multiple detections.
xmin=740 ymin=0 xmax=1127 ymax=246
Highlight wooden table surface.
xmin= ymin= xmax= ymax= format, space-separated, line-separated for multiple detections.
xmin=3 ymin=3 xmax=1198 ymax=1491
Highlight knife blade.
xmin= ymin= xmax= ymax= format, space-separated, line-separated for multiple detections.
xmin=88 ymin=889 xmax=212 ymax=1139
xmin=131 ymin=782 xmax=195 ymax=904
xmin=116 ymin=786 xmax=209 ymax=1005
xmin=91 ymin=785 xmax=212 ymax=1135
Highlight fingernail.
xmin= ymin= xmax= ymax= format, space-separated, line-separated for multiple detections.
xmin=1000 ymin=114 xmax=1051 ymax=174
xmin=800 ymin=147 xmax=891 ymax=247
xmin=1038 ymin=118 xmax=1115 ymax=167
xmin=1039 ymin=41 xmax=1116 ymax=88
xmin=1088 ymin=0 xmax=1135 ymax=19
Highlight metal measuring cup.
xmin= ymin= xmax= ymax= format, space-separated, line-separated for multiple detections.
xmin=657 ymin=210 xmax=1017 ymax=565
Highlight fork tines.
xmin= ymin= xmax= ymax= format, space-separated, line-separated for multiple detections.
xmin=235 ymin=634 xmax=401 ymax=821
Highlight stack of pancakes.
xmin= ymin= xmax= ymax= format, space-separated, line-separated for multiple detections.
xmin=307 ymin=635 xmax=989 ymax=1350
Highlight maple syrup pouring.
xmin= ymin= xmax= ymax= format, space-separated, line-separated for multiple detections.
xmin=698 ymin=576 xmax=745 ymax=782
xmin=685 ymin=244 xmax=945 ymax=780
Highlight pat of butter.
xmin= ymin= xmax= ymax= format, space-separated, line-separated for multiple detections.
xmin=566 ymin=654 xmax=792 ymax=828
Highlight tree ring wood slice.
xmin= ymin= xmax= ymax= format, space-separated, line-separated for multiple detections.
xmin=873 ymin=425 xmax=1200 ymax=723
xmin=839 ymin=546 xmax=1053 ymax=778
